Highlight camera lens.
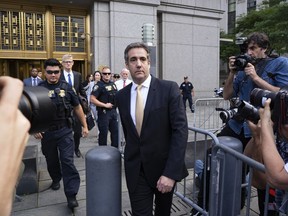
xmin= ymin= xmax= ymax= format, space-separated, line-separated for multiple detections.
xmin=250 ymin=88 xmax=276 ymax=109
xmin=19 ymin=86 xmax=56 ymax=134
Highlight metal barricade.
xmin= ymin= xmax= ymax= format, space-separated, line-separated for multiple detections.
xmin=193 ymin=97 xmax=230 ymax=132
xmin=174 ymin=126 xmax=274 ymax=216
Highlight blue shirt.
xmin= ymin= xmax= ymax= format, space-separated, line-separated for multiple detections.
xmin=228 ymin=56 xmax=288 ymax=138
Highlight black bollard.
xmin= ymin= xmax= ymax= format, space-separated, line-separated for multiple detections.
xmin=210 ymin=136 xmax=243 ymax=216
xmin=86 ymin=146 xmax=121 ymax=216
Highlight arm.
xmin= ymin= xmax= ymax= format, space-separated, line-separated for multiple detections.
xmin=245 ymin=63 xmax=280 ymax=92
xmin=223 ymin=56 xmax=237 ymax=100
xmin=90 ymin=94 xmax=113 ymax=109
xmin=0 ymin=77 xmax=30 ymax=216
xmin=260 ymin=99 xmax=288 ymax=189
xmin=157 ymin=82 xmax=188 ymax=193
xmin=74 ymin=104 xmax=89 ymax=137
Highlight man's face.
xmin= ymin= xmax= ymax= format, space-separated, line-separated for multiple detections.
xmin=247 ymin=42 xmax=267 ymax=59
xmin=126 ymin=48 xmax=150 ymax=85
xmin=101 ymin=68 xmax=112 ymax=83
xmin=62 ymin=58 xmax=74 ymax=72
xmin=45 ymin=66 xmax=61 ymax=84
xmin=31 ymin=68 xmax=38 ymax=78
xmin=121 ymin=70 xmax=129 ymax=80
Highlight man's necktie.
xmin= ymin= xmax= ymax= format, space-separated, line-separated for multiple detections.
xmin=135 ymin=85 xmax=144 ymax=135
xmin=33 ymin=78 xmax=36 ymax=86
xmin=68 ymin=74 xmax=73 ymax=86
xmin=123 ymin=80 xmax=126 ymax=88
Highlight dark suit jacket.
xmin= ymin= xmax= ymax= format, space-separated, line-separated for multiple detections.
xmin=23 ymin=77 xmax=42 ymax=87
xmin=116 ymin=76 xmax=188 ymax=193
xmin=60 ymin=71 xmax=86 ymax=98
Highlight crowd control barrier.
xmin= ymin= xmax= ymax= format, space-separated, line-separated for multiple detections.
xmin=174 ymin=126 xmax=273 ymax=216
xmin=193 ymin=97 xmax=230 ymax=132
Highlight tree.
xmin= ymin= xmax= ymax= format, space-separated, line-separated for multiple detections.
xmin=220 ymin=2 xmax=288 ymax=61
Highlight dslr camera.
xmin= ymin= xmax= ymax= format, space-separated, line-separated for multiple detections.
xmin=234 ymin=36 xmax=256 ymax=71
xmin=234 ymin=54 xmax=256 ymax=71
xmin=250 ymin=87 xmax=288 ymax=125
xmin=19 ymin=86 xmax=55 ymax=134
xmin=217 ymin=99 xmax=259 ymax=124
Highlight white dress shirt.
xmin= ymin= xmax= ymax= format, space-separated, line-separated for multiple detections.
xmin=130 ymin=75 xmax=151 ymax=126
xmin=115 ymin=78 xmax=132 ymax=91
xmin=63 ymin=70 xmax=74 ymax=86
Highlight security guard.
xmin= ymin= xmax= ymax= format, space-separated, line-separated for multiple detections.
xmin=34 ymin=58 xmax=88 ymax=210
xmin=90 ymin=66 xmax=119 ymax=147
xmin=179 ymin=76 xmax=195 ymax=113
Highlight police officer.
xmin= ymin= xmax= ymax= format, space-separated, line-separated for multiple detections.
xmin=179 ymin=76 xmax=195 ymax=112
xmin=34 ymin=58 xmax=88 ymax=210
xmin=90 ymin=66 xmax=119 ymax=147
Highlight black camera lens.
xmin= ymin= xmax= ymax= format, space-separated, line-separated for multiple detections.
xmin=250 ymin=88 xmax=276 ymax=109
xmin=238 ymin=100 xmax=260 ymax=124
xmin=19 ymin=86 xmax=56 ymax=134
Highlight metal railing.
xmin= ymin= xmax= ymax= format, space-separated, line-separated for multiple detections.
xmin=193 ymin=97 xmax=230 ymax=132
xmin=174 ymin=126 xmax=273 ymax=216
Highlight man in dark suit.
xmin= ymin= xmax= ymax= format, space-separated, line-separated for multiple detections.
xmin=60 ymin=54 xmax=87 ymax=158
xmin=23 ymin=67 xmax=42 ymax=86
xmin=116 ymin=42 xmax=188 ymax=216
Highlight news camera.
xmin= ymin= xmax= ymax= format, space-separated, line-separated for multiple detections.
xmin=19 ymin=86 xmax=55 ymax=134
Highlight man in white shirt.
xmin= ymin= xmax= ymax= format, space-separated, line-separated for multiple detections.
xmin=115 ymin=68 xmax=132 ymax=91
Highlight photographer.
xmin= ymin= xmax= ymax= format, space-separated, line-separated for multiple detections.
xmin=192 ymin=32 xmax=288 ymax=216
xmin=249 ymin=98 xmax=288 ymax=214
xmin=0 ymin=77 xmax=30 ymax=216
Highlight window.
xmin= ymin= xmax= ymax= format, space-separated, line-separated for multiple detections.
xmin=54 ymin=15 xmax=85 ymax=52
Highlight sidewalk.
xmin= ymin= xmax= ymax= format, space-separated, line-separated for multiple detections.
xmin=11 ymin=111 xmax=260 ymax=216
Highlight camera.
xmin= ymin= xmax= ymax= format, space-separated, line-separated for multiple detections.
xmin=217 ymin=100 xmax=260 ymax=124
xmin=250 ymin=87 xmax=288 ymax=124
xmin=19 ymin=86 xmax=56 ymax=134
xmin=214 ymin=87 xmax=223 ymax=97
xmin=218 ymin=108 xmax=238 ymax=123
xmin=234 ymin=54 xmax=256 ymax=71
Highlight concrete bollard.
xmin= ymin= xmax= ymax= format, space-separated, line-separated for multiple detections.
xmin=86 ymin=146 xmax=121 ymax=216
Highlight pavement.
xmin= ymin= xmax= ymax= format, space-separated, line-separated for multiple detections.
xmin=11 ymin=110 xmax=261 ymax=216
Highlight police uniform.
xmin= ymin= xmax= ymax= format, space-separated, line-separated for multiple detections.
xmin=38 ymin=80 xmax=80 ymax=199
xmin=179 ymin=79 xmax=194 ymax=112
xmin=91 ymin=80 xmax=119 ymax=147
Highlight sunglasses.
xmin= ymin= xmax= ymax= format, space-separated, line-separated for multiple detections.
xmin=46 ymin=70 xmax=60 ymax=75
xmin=102 ymin=73 xmax=111 ymax=75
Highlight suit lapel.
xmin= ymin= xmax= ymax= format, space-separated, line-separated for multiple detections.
xmin=142 ymin=77 xmax=157 ymax=130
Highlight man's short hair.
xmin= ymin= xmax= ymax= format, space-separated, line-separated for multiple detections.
xmin=184 ymin=76 xmax=188 ymax=79
xmin=44 ymin=58 xmax=61 ymax=69
xmin=246 ymin=32 xmax=270 ymax=49
xmin=124 ymin=42 xmax=150 ymax=63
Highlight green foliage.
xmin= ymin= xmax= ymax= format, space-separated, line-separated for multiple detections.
xmin=220 ymin=2 xmax=288 ymax=61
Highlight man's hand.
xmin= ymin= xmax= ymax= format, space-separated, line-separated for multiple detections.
xmin=82 ymin=127 xmax=89 ymax=137
xmin=228 ymin=56 xmax=237 ymax=73
xmin=244 ymin=63 xmax=258 ymax=80
xmin=34 ymin=133 xmax=43 ymax=139
xmin=156 ymin=176 xmax=175 ymax=193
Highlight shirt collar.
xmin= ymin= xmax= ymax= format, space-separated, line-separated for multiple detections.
xmin=132 ymin=75 xmax=151 ymax=90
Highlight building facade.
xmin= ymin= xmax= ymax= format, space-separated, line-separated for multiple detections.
xmin=0 ymin=0 xmax=225 ymax=97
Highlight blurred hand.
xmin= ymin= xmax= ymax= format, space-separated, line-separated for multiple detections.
xmin=0 ymin=76 xmax=30 ymax=215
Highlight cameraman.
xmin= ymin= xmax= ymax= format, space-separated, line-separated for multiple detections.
xmin=0 ymin=77 xmax=30 ymax=216
xmin=192 ymin=32 xmax=288 ymax=216
xmin=249 ymin=98 xmax=288 ymax=214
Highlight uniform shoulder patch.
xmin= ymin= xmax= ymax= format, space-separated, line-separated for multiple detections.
xmin=92 ymin=84 xmax=99 ymax=92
